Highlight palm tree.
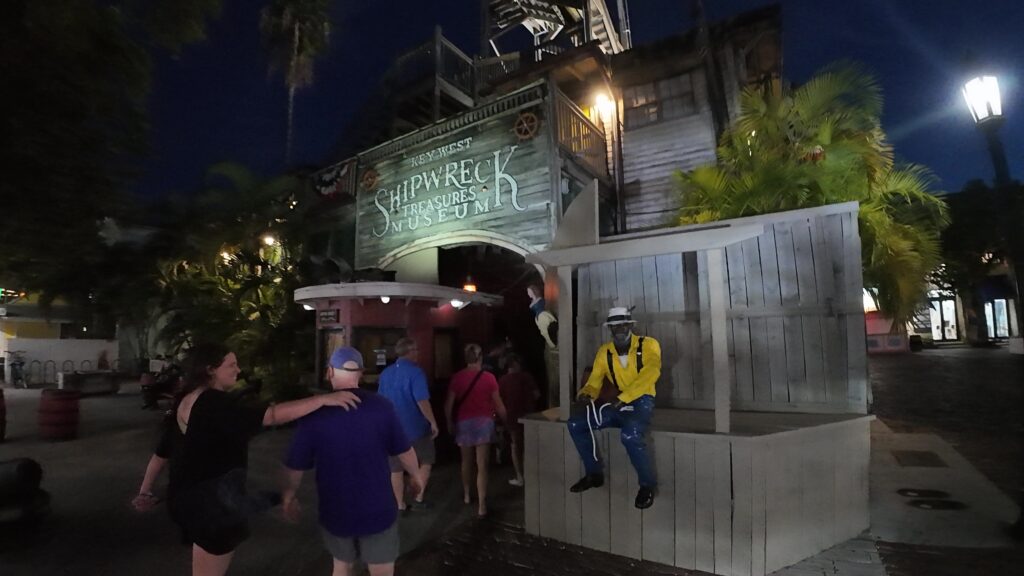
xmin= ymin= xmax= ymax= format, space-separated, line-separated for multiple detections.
xmin=260 ymin=0 xmax=332 ymax=164
xmin=676 ymin=63 xmax=948 ymax=328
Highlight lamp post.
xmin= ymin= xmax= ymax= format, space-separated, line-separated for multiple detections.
xmin=962 ymin=75 xmax=1011 ymax=185
xmin=962 ymin=72 xmax=1024 ymax=352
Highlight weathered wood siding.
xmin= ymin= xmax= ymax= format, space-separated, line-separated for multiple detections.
xmin=578 ymin=203 xmax=867 ymax=414
xmin=620 ymin=68 xmax=718 ymax=232
xmin=523 ymin=415 xmax=872 ymax=576
xmin=354 ymin=84 xmax=556 ymax=268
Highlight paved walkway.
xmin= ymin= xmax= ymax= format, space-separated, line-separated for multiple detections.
xmin=0 ymin=345 xmax=1020 ymax=575
xmin=867 ymin=345 xmax=1024 ymax=574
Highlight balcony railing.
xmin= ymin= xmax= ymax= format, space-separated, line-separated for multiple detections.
xmin=555 ymin=91 xmax=608 ymax=178
xmin=439 ymin=37 xmax=475 ymax=96
xmin=383 ymin=28 xmax=603 ymax=101
xmin=477 ymin=54 xmax=521 ymax=88
xmin=388 ymin=32 xmax=475 ymax=97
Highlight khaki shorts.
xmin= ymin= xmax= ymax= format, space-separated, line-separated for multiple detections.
xmin=389 ymin=433 xmax=435 ymax=472
xmin=322 ymin=521 xmax=399 ymax=564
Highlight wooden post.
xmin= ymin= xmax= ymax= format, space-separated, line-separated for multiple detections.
xmin=433 ymin=25 xmax=443 ymax=121
xmin=479 ymin=0 xmax=491 ymax=57
xmin=706 ymin=248 xmax=730 ymax=433
xmin=558 ymin=265 xmax=575 ymax=421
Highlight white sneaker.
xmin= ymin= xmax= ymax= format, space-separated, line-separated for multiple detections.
xmin=508 ymin=477 xmax=524 ymax=487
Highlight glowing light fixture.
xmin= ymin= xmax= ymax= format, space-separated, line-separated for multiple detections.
xmin=302 ymin=304 xmax=314 ymax=311
xmin=962 ymin=75 xmax=1002 ymax=124
xmin=463 ymin=276 xmax=477 ymax=292
xmin=262 ymin=235 xmax=277 ymax=246
xmin=595 ymin=92 xmax=615 ymax=122
xmin=380 ymin=296 xmax=391 ymax=304
xmin=450 ymin=299 xmax=466 ymax=309
xmin=220 ymin=251 xmax=232 ymax=263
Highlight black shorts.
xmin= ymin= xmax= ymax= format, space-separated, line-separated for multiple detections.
xmin=168 ymin=485 xmax=250 ymax=555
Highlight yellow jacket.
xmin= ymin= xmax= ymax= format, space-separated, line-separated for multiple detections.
xmin=579 ymin=333 xmax=661 ymax=404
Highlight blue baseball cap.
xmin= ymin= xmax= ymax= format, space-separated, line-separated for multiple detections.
xmin=329 ymin=347 xmax=364 ymax=370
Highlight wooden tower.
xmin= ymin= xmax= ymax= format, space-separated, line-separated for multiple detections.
xmin=482 ymin=0 xmax=626 ymax=61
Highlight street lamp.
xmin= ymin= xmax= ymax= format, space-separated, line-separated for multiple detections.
xmin=962 ymin=74 xmax=1010 ymax=186
xmin=962 ymin=70 xmax=1023 ymax=353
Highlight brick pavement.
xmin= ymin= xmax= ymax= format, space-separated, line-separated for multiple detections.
xmin=393 ymin=521 xmax=884 ymax=576
xmin=869 ymin=345 xmax=1024 ymax=574
xmin=868 ymin=345 xmax=1024 ymax=502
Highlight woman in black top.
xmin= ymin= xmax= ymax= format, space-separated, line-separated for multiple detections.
xmin=132 ymin=343 xmax=360 ymax=576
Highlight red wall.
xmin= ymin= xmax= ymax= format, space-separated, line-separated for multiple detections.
xmin=315 ymin=298 xmax=494 ymax=384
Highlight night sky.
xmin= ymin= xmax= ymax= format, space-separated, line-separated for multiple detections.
xmin=136 ymin=0 xmax=1024 ymax=200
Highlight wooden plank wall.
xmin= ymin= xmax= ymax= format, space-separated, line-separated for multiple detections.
xmin=620 ymin=68 xmax=718 ymax=232
xmin=576 ymin=205 xmax=867 ymax=414
xmin=524 ymin=417 xmax=872 ymax=576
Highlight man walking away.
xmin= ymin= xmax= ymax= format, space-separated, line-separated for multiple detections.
xmin=377 ymin=337 xmax=438 ymax=511
xmin=282 ymin=347 xmax=424 ymax=576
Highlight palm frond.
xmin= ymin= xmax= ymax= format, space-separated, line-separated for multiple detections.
xmin=676 ymin=61 xmax=948 ymax=325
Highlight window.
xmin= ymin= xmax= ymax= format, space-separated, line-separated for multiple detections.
xmin=623 ymin=73 xmax=696 ymax=129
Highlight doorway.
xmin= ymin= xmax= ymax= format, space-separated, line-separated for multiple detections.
xmin=984 ymin=299 xmax=1010 ymax=339
xmin=929 ymin=297 xmax=958 ymax=342
xmin=352 ymin=327 xmax=405 ymax=389
xmin=433 ymin=327 xmax=461 ymax=462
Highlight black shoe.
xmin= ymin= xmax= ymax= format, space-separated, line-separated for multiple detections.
xmin=569 ymin=474 xmax=604 ymax=493
xmin=635 ymin=486 xmax=654 ymax=509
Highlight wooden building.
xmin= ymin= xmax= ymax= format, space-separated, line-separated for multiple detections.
xmin=294 ymin=4 xmax=871 ymax=575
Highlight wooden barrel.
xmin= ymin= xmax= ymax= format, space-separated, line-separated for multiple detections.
xmin=38 ymin=389 xmax=80 ymax=441
xmin=0 ymin=389 xmax=6 ymax=442
xmin=0 ymin=458 xmax=42 ymax=503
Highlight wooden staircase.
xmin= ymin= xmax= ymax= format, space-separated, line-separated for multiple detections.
xmin=487 ymin=0 xmax=624 ymax=59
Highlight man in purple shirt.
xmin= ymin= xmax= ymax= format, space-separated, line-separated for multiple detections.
xmin=282 ymin=347 xmax=423 ymax=576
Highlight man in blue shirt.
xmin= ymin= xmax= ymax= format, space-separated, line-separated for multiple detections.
xmin=377 ymin=337 xmax=438 ymax=511
xmin=282 ymin=347 xmax=423 ymax=576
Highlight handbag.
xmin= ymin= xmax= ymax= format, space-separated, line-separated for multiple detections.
xmin=452 ymin=370 xmax=485 ymax=422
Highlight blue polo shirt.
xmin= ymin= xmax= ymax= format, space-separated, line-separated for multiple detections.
xmin=284 ymin=390 xmax=410 ymax=537
xmin=377 ymin=358 xmax=432 ymax=441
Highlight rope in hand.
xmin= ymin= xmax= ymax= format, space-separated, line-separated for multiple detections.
xmin=585 ymin=399 xmax=612 ymax=462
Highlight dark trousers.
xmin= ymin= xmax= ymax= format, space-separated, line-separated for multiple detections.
xmin=567 ymin=395 xmax=656 ymax=488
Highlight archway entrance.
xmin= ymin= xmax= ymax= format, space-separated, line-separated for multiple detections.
xmin=431 ymin=243 xmax=552 ymax=407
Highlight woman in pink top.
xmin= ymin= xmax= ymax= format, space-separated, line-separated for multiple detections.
xmin=445 ymin=343 xmax=508 ymax=518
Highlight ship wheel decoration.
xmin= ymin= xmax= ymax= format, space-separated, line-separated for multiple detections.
xmin=513 ymin=111 xmax=540 ymax=141
xmin=360 ymin=168 xmax=379 ymax=191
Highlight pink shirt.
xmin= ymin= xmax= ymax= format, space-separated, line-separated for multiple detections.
xmin=449 ymin=368 xmax=499 ymax=422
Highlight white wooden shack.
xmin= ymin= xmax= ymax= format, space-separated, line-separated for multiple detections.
xmin=522 ymin=199 xmax=872 ymax=576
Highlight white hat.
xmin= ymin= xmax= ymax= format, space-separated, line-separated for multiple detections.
xmin=604 ymin=306 xmax=636 ymax=326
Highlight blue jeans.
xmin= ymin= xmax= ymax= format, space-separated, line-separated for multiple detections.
xmin=567 ymin=395 xmax=656 ymax=488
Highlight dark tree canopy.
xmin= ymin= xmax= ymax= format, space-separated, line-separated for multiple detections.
xmin=0 ymin=0 xmax=221 ymax=317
